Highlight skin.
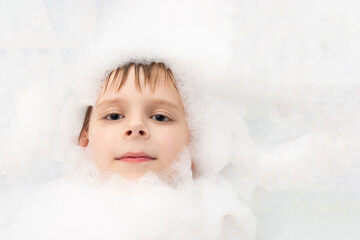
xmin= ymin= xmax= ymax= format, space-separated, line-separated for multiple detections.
xmin=79 ymin=65 xmax=190 ymax=179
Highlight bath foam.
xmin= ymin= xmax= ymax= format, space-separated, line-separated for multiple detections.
xmin=2 ymin=0 xmax=359 ymax=239
xmin=3 ymin=145 xmax=256 ymax=240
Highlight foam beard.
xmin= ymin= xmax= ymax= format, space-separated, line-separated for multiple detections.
xmin=4 ymin=145 xmax=256 ymax=240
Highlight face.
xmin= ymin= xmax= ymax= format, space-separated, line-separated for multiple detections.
xmin=81 ymin=66 xmax=190 ymax=179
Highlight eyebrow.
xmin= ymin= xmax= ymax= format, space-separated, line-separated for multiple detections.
xmin=96 ymin=98 xmax=182 ymax=111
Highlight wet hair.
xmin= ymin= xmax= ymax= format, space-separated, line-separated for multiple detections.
xmin=78 ymin=62 xmax=177 ymax=142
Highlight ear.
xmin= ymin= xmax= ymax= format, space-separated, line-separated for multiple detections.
xmin=190 ymin=161 xmax=198 ymax=179
xmin=78 ymin=130 xmax=89 ymax=147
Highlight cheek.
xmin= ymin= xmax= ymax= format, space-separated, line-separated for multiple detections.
xmin=158 ymin=127 xmax=189 ymax=155
xmin=89 ymin=127 xmax=114 ymax=157
xmin=90 ymin=126 xmax=112 ymax=142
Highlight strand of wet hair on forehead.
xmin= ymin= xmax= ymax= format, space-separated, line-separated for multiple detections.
xmin=102 ymin=62 xmax=177 ymax=94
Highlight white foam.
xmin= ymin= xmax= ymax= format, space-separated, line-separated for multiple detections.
xmin=1 ymin=0 xmax=360 ymax=239
xmin=2 ymin=145 xmax=256 ymax=240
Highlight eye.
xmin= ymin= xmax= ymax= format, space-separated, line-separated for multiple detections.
xmin=105 ymin=113 xmax=124 ymax=121
xmin=151 ymin=114 xmax=171 ymax=122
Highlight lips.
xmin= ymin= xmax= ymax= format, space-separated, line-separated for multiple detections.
xmin=116 ymin=152 xmax=156 ymax=163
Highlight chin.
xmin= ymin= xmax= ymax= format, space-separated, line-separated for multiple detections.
xmin=120 ymin=172 xmax=147 ymax=180
xmin=113 ymin=168 xmax=152 ymax=180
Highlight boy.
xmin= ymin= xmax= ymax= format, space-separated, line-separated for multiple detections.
xmin=78 ymin=62 xmax=192 ymax=180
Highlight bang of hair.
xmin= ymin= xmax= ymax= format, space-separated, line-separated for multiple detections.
xmin=103 ymin=62 xmax=177 ymax=93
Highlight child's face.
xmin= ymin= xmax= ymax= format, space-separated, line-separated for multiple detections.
xmin=84 ymin=66 xmax=190 ymax=179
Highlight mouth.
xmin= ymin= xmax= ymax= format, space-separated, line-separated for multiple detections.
xmin=115 ymin=152 xmax=156 ymax=163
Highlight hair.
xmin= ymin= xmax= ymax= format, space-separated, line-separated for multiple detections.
xmin=78 ymin=62 xmax=177 ymax=141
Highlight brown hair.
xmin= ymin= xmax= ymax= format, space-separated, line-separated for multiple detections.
xmin=78 ymin=62 xmax=177 ymax=142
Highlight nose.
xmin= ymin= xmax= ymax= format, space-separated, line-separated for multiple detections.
xmin=123 ymin=121 xmax=149 ymax=139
